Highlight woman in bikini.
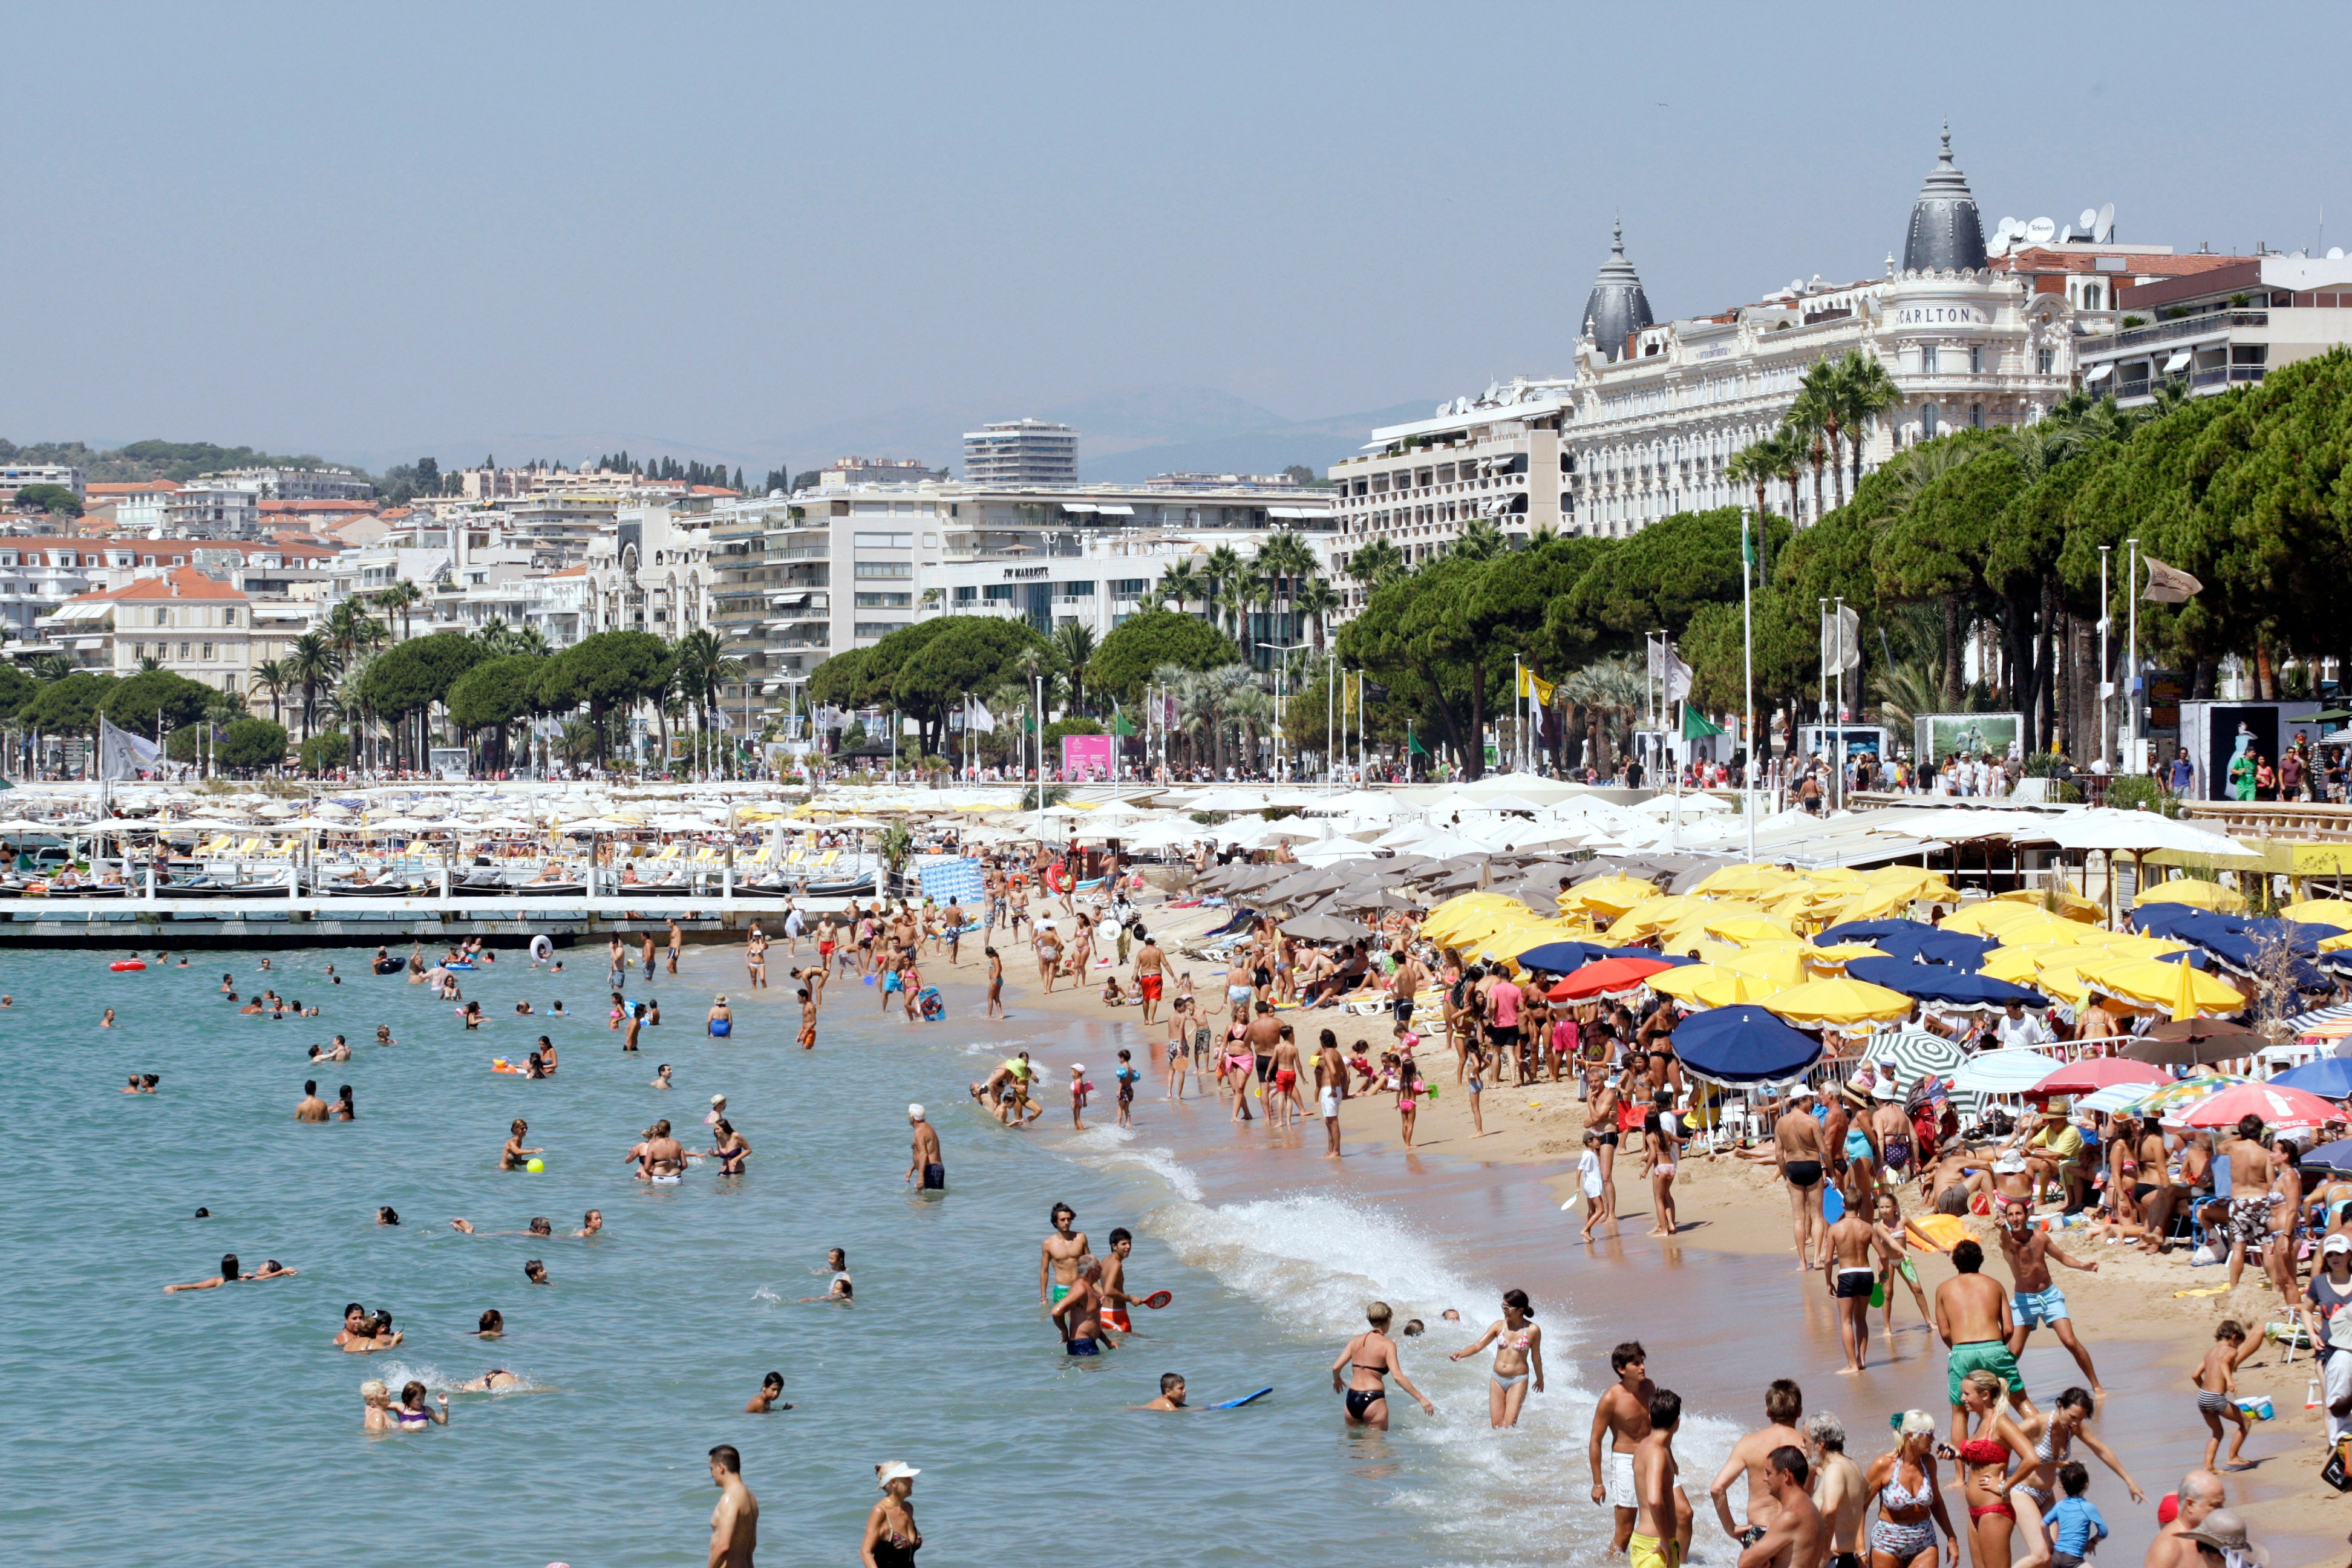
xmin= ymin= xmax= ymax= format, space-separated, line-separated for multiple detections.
xmin=1328 ymin=1301 xmax=1434 ymax=1432
xmin=1447 ymin=1288 xmax=1543 ymax=1427
xmin=1644 ymin=1106 xmax=1681 ymax=1238
xmin=1221 ymin=1018 xmax=1256 ymax=1124
xmin=2010 ymin=1385 xmax=2144 ymax=1523
xmin=861 ymin=1462 xmax=923 ymax=1568
xmin=1953 ymin=1367 xmax=2045 ymax=1568
xmin=708 ymin=1118 xmax=751 ymax=1177
xmin=1863 ymin=1412 xmax=1956 ymax=1568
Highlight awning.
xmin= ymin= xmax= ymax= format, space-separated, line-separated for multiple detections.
xmin=1096 ymin=504 xmax=1134 ymax=515
xmin=1062 ymin=503 xmax=1099 ymax=514
xmin=2163 ymin=351 xmax=2192 ymax=373
xmin=1267 ymin=506 xmax=1324 ymax=518
xmin=2083 ymin=362 xmax=2114 ymax=382
xmin=771 ymin=592 xmax=809 ymax=608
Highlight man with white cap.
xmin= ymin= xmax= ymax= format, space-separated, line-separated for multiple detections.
xmin=905 ymin=1105 xmax=944 ymax=1191
xmin=2301 ymin=1232 xmax=2352 ymax=1443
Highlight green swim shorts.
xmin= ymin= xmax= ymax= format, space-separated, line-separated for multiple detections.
xmin=1947 ymin=1338 xmax=2024 ymax=1406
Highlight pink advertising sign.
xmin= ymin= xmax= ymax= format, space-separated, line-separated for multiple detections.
xmin=1060 ymin=734 xmax=1114 ymax=780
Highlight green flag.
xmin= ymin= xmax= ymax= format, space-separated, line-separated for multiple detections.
xmin=1742 ymin=514 xmax=1756 ymax=568
xmin=1112 ymin=710 xmax=1137 ymax=737
xmin=1407 ymin=722 xmax=1428 ymax=758
xmin=1680 ymin=703 xmax=1725 ymax=740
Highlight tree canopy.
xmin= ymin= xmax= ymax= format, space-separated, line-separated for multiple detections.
xmin=1087 ymin=609 xmax=1240 ymax=706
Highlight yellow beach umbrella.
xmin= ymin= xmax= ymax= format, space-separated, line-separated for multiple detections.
xmin=1690 ymin=863 xmax=1794 ymax=898
xmin=1819 ymin=885 xmax=1922 ymax=926
xmin=1480 ymin=918 xmax=1592 ymax=962
xmin=1989 ymin=911 xmax=2092 ymax=949
xmin=1573 ymin=875 xmax=1666 ymax=915
xmin=1717 ymin=948 xmax=1807 ymax=988
xmin=2284 ymin=898 xmax=2352 ymax=927
xmin=1760 ymin=976 xmax=1915 ymax=1030
xmin=1421 ymin=893 xmax=1532 ymax=948
xmin=1650 ymin=964 xmax=1780 ymax=1009
xmin=1805 ymin=941 xmax=1892 ymax=971
xmin=1995 ymin=886 xmax=2103 ymax=923
xmin=1610 ymin=895 xmax=1709 ymax=938
xmin=1976 ymin=944 xmax=2079 ymax=984
xmin=2089 ymin=957 xmax=2249 ymax=1022
xmin=1941 ymin=900 xmax=2045 ymax=936
xmin=2084 ymin=932 xmax=2190 ymax=961
xmin=2134 ymin=878 xmax=2245 ymax=913
xmin=1861 ymin=864 xmax=1959 ymax=901
xmin=1702 ymin=911 xmax=1800 ymax=944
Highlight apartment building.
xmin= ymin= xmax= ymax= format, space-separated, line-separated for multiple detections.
xmin=40 ymin=566 xmax=261 ymax=692
xmin=2076 ymin=253 xmax=2352 ymax=407
xmin=1328 ymin=129 xmax=2090 ymax=598
xmin=85 ymin=480 xmax=180 ymax=532
xmin=962 ymin=420 xmax=1079 ymax=485
xmin=0 ymin=463 xmax=88 ymax=500
xmin=165 ymin=479 xmax=266 ymax=538
xmin=211 ymin=466 xmax=375 ymax=501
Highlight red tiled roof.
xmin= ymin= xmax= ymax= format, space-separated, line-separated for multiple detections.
xmin=57 ymin=565 xmax=250 ymax=606
xmin=85 ymin=481 xmax=183 ymax=496
xmin=1993 ymin=248 xmax=2256 ymax=278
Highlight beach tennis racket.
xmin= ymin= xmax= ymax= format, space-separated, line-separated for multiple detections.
xmin=1209 ymin=1387 xmax=1272 ymax=1410
xmin=1138 ymin=1290 xmax=1173 ymax=1310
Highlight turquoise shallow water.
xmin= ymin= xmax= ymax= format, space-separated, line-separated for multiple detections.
xmin=0 ymin=944 xmax=1541 ymax=1567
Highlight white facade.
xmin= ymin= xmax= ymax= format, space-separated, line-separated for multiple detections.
xmin=211 ymin=466 xmax=375 ymax=501
xmin=962 ymin=419 xmax=1079 ymax=486
xmin=2077 ymin=253 xmax=2352 ymax=407
xmin=0 ymin=463 xmax=87 ymax=498
xmin=166 ymin=480 xmax=266 ymax=538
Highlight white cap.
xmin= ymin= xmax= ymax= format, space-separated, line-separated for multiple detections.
xmin=1071 ymin=1063 xmax=1085 ymax=1073
xmin=877 ymin=1461 xmax=920 ymax=1486
xmin=908 ymin=1103 xmax=925 ymax=1120
xmin=2328 ymin=1235 xmax=2351 ymax=1256
xmin=711 ymin=1094 xmax=727 ymax=1105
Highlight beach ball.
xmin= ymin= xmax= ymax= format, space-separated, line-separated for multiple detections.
xmin=526 ymin=1158 xmax=545 ymax=1173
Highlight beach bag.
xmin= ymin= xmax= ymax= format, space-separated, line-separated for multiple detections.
xmin=2325 ymin=1438 xmax=2352 ymax=1494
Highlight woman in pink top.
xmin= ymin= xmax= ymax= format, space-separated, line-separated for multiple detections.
xmin=1485 ymin=975 xmax=1523 ymax=1085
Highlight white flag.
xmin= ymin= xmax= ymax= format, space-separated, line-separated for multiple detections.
xmin=2142 ymin=556 xmax=2203 ymax=604
xmin=1662 ymin=648 xmax=1694 ymax=704
xmin=1823 ymin=604 xmax=1861 ymax=673
xmin=967 ymin=698 xmax=996 ymax=735
xmin=1645 ymin=635 xmax=1666 ymax=682
xmin=97 ymin=714 xmax=162 ymax=780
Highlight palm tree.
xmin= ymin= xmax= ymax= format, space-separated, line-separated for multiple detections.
xmin=1200 ymin=544 xmax=1247 ymax=640
xmin=374 ymin=579 xmax=425 ymax=642
xmin=1833 ymin=349 xmax=1903 ymax=494
xmin=287 ymin=632 xmax=341 ymax=743
xmin=1727 ymin=440 xmax=1777 ymax=518
xmin=1454 ymin=517 xmax=1508 ymax=560
xmin=1051 ymin=621 xmax=1097 ymax=714
xmin=326 ymin=599 xmax=383 ymax=672
xmin=1151 ymin=560 xmax=1204 ymax=616
xmin=1765 ymin=426 xmax=1808 ymax=526
xmin=1788 ymin=384 xmax=1833 ymax=522
xmin=1347 ymin=537 xmax=1405 ymax=591
xmin=253 ymin=659 xmax=291 ymax=726
xmin=1254 ymin=529 xmax=1317 ymax=644
xmin=137 ymin=655 xmax=163 ymax=675
xmin=1796 ymin=359 xmax=1851 ymax=512
xmin=1293 ymin=576 xmax=1342 ymax=653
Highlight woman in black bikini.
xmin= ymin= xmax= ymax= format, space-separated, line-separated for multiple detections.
xmin=708 ymin=1118 xmax=751 ymax=1176
xmin=1330 ymin=1301 xmax=1434 ymax=1431
xmin=861 ymin=1461 xmax=922 ymax=1568
xmin=1448 ymin=1287 xmax=1543 ymax=1428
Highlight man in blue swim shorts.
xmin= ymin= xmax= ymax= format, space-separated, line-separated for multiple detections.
xmin=1998 ymin=1202 xmax=2104 ymax=1393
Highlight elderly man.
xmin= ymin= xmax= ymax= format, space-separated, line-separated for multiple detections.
xmin=2144 ymin=1471 xmax=2226 ymax=1568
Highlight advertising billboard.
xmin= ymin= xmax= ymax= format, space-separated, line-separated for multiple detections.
xmin=1061 ymin=734 xmax=1114 ymax=780
xmin=1914 ymin=713 xmax=2022 ymax=768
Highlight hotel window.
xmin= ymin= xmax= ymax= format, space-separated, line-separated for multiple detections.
xmin=178 ymin=642 xmax=191 ymax=660
xmin=1921 ymin=405 xmax=1939 ymax=439
xmin=2037 ymin=348 xmax=2055 ymax=374
xmin=1921 ymin=345 xmax=1940 ymax=373
xmin=155 ymin=607 xmax=169 ymax=626
xmin=1969 ymin=345 xmax=1984 ymax=374
xmin=854 ymin=592 xmax=912 ymax=608
xmin=201 ymin=642 xmax=214 ymax=661
xmin=953 ymin=586 xmax=976 ymax=604
xmin=1970 ymin=402 xmax=1984 ymax=428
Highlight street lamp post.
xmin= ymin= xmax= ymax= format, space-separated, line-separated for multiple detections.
xmin=1257 ymin=641 xmax=1307 ymax=781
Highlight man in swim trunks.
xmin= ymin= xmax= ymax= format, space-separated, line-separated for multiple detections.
xmin=1710 ymin=1379 xmax=1806 ymax=1553
xmin=1269 ymin=1025 xmax=1304 ymax=1128
xmin=906 ymin=1105 xmax=944 ymax=1190
xmin=2218 ymin=1112 xmax=2280 ymax=1293
xmin=1134 ymin=932 xmax=1165 ymax=1024
xmin=1051 ymin=1256 xmax=1117 ymax=1353
xmin=1998 ymin=1201 xmax=2104 ymax=1394
xmin=1736 ymin=1446 xmax=1822 ymax=1568
xmin=1100 ymin=1227 xmax=1137 ymax=1333
xmin=1773 ymin=1086 xmax=1828 ymax=1270
xmin=1246 ymin=1000 xmax=1282 ymax=1103
xmin=1039 ymin=1201 xmax=1091 ymax=1308
xmin=797 ymin=988 xmax=817 ymax=1050
xmin=707 ymin=1444 xmax=757 ymax=1568
xmin=1315 ymin=1030 xmax=1346 ymax=1158
xmin=1823 ymin=1178 xmax=1893 ymax=1373
xmin=1590 ymin=1341 xmax=1692 ymax=1555
xmin=1934 ymin=1238 xmax=2028 ymax=1440
xmin=1632 ymin=1387 xmax=1685 ymax=1568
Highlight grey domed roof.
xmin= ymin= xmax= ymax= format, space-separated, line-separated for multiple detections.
xmin=1580 ymin=221 xmax=1654 ymax=361
xmin=1901 ymin=122 xmax=1987 ymax=274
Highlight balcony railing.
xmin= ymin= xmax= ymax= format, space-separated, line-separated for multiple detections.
xmin=2078 ymin=310 xmax=2266 ymax=356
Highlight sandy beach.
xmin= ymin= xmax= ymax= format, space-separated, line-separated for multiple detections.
xmin=898 ymin=883 xmax=2352 ymax=1561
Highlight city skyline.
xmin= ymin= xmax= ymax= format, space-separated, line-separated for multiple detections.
xmin=5 ymin=2 xmax=2347 ymax=477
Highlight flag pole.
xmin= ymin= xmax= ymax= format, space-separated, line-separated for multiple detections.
xmin=1743 ymin=514 xmax=1757 ymax=863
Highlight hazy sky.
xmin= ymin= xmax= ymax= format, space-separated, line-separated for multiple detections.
xmin=8 ymin=1 xmax=2347 ymax=473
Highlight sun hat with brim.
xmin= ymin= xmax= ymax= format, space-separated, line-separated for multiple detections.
xmin=2176 ymin=1511 xmax=2265 ymax=1564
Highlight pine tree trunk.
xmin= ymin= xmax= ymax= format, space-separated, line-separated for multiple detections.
xmin=1941 ymin=596 xmax=1962 ymax=711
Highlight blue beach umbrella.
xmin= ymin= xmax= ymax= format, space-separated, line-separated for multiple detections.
xmin=1515 ymin=941 xmax=1606 ymax=975
xmin=2302 ymin=1138 xmax=2352 ymax=1177
xmin=1670 ymin=1005 xmax=1824 ymax=1086
xmin=2268 ymin=1057 xmax=2352 ymax=1100
xmin=1846 ymin=956 xmax=2050 ymax=1011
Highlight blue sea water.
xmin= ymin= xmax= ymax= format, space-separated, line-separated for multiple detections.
xmin=0 ymin=944 xmax=1659 ymax=1568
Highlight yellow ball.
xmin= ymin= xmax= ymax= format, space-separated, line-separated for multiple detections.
xmin=525 ymin=1158 xmax=545 ymax=1174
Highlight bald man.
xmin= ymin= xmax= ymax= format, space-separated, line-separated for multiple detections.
xmin=2144 ymin=1470 xmax=2224 ymax=1568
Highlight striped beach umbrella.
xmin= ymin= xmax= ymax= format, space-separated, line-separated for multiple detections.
xmin=1861 ymin=1027 xmax=1969 ymax=1086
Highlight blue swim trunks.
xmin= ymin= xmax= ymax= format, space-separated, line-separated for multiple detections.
xmin=2013 ymin=1284 xmax=2069 ymax=1330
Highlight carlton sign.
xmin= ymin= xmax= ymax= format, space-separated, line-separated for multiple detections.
xmin=1893 ymin=305 xmax=1988 ymax=325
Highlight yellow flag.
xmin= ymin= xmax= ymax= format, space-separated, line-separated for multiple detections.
xmin=1518 ymin=667 xmax=1555 ymax=705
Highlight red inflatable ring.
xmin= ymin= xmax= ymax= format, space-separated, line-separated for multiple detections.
xmin=111 ymin=960 xmax=147 ymax=972
xmin=1045 ymin=864 xmax=1073 ymax=893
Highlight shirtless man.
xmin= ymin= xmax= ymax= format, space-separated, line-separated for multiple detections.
xmin=1051 ymin=1256 xmax=1117 ymax=1353
xmin=1802 ymin=1412 xmax=1867 ymax=1568
xmin=1135 ymin=931 xmax=1165 ymax=1025
xmin=295 ymin=1080 xmax=330 ymax=1122
xmin=1935 ymin=1238 xmax=2027 ymax=1439
xmin=1315 ymin=1031 xmax=1347 ymax=1158
xmin=1391 ymin=948 xmax=1426 ymax=1034
xmin=1823 ymin=1177 xmax=1893 ymax=1373
xmin=1099 ymin=1227 xmax=1137 ymax=1336
xmin=667 ymin=918 xmax=682 ymax=973
xmin=1998 ymin=1200 xmax=2105 ymax=1393
xmin=1632 ymin=1387 xmax=1685 ymax=1568
xmin=707 ymin=1444 xmax=758 ymax=1568
xmin=1244 ymin=1001 xmax=1282 ymax=1109
xmin=1736 ymin=1448 xmax=1823 ymax=1568
xmin=905 ymin=1104 xmax=944 ymax=1191
xmin=2218 ymin=1114 xmax=2279 ymax=1293
xmin=2145 ymin=1470 xmax=2226 ymax=1568
xmin=1039 ymin=1201 xmax=1091 ymax=1310
xmin=1590 ymin=1341 xmax=1692 ymax=1556
xmin=1708 ymin=1379 xmax=1806 ymax=1553
xmin=797 ymin=987 xmax=817 ymax=1051
xmin=1772 ymin=1087 xmax=1828 ymax=1269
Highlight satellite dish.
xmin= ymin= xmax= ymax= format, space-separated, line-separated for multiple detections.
xmin=2059 ymin=224 xmax=2075 ymax=244
xmin=2331 ymin=247 xmax=2346 ymax=261
xmin=1986 ymin=234 xmax=2010 ymax=258
xmin=2096 ymin=203 xmax=2115 ymax=243
xmin=2079 ymin=208 xmax=2100 ymax=232
xmin=2026 ymin=217 xmax=2056 ymax=244
xmin=1998 ymin=215 xmax=2020 ymax=240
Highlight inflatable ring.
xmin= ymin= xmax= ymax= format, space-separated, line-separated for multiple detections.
xmin=491 ymin=1059 xmax=526 ymax=1074
xmin=1045 ymin=866 xmax=1073 ymax=894
xmin=110 ymin=960 xmax=147 ymax=972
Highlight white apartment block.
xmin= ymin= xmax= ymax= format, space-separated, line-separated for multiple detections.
xmin=962 ymin=420 xmax=1079 ymax=486
xmin=0 ymin=463 xmax=87 ymax=498
xmin=2077 ymin=253 xmax=2352 ymax=407
xmin=1328 ymin=130 xmax=2122 ymax=604
xmin=166 ymin=479 xmax=266 ymax=538
xmin=210 ymin=466 xmax=375 ymax=501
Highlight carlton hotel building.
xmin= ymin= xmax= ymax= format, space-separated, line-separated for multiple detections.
xmin=1325 ymin=131 xmax=2220 ymax=604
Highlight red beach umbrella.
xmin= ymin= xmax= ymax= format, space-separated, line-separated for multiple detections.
xmin=2178 ymin=1080 xmax=2343 ymax=1129
xmin=2028 ymin=1057 xmax=2172 ymax=1099
xmin=1550 ymin=955 xmax=1673 ymax=1002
